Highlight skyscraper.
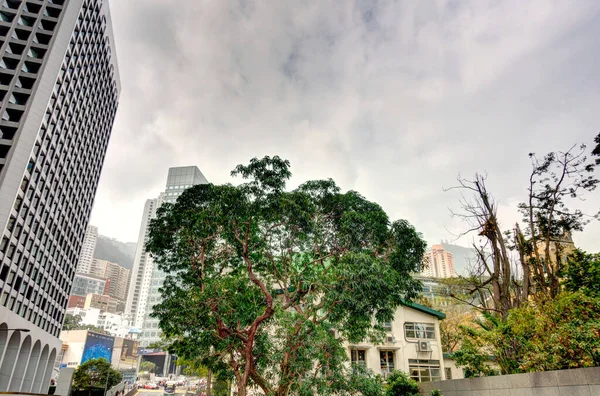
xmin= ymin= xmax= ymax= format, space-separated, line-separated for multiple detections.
xmin=125 ymin=166 xmax=207 ymax=338
xmin=91 ymin=258 xmax=130 ymax=301
xmin=421 ymin=244 xmax=457 ymax=278
xmin=0 ymin=0 xmax=119 ymax=392
xmin=75 ymin=224 xmax=98 ymax=273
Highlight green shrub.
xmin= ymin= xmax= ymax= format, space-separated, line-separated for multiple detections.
xmin=430 ymin=389 xmax=442 ymax=396
xmin=384 ymin=370 xmax=419 ymax=396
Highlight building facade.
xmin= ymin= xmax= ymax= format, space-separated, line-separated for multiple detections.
xmin=125 ymin=166 xmax=208 ymax=339
xmin=70 ymin=273 xmax=106 ymax=298
xmin=90 ymin=258 xmax=129 ymax=301
xmin=74 ymin=225 xmax=97 ymax=273
xmin=421 ymin=244 xmax=457 ymax=278
xmin=345 ymin=302 xmax=448 ymax=382
xmin=83 ymin=292 xmax=118 ymax=313
xmin=0 ymin=0 xmax=119 ymax=392
xmin=67 ymin=294 xmax=85 ymax=309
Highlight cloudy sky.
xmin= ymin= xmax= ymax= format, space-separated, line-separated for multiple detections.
xmin=90 ymin=0 xmax=600 ymax=251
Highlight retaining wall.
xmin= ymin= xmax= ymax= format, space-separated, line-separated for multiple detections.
xmin=419 ymin=366 xmax=600 ymax=396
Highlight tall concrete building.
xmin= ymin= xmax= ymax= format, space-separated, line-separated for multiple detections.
xmin=421 ymin=244 xmax=457 ymax=278
xmin=75 ymin=224 xmax=98 ymax=273
xmin=0 ymin=0 xmax=119 ymax=392
xmin=125 ymin=167 xmax=208 ymax=339
xmin=91 ymin=258 xmax=129 ymax=301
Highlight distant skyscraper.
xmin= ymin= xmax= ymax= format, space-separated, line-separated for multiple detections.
xmin=0 ymin=0 xmax=119 ymax=392
xmin=125 ymin=166 xmax=208 ymax=339
xmin=421 ymin=244 xmax=457 ymax=278
xmin=91 ymin=258 xmax=130 ymax=301
xmin=76 ymin=225 xmax=98 ymax=274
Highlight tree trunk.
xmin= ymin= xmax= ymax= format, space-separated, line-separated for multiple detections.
xmin=514 ymin=224 xmax=530 ymax=302
xmin=206 ymin=369 xmax=212 ymax=396
xmin=236 ymin=382 xmax=246 ymax=396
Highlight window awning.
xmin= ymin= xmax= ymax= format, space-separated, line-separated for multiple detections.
xmin=377 ymin=346 xmax=401 ymax=351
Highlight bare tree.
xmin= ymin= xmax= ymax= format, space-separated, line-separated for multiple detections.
xmin=518 ymin=144 xmax=599 ymax=297
xmin=447 ymin=174 xmax=519 ymax=318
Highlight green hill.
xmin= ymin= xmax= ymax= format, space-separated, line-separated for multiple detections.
xmin=93 ymin=235 xmax=137 ymax=269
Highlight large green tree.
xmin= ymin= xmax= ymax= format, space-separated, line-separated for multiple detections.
xmin=72 ymin=358 xmax=122 ymax=395
xmin=146 ymin=156 xmax=426 ymax=396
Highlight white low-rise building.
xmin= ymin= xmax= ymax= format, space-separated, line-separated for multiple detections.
xmin=65 ymin=307 xmax=131 ymax=338
xmin=66 ymin=307 xmax=102 ymax=327
xmin=345 ymin=301 xmax=451 ymax=383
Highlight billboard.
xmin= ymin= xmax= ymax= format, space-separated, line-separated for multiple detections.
xmin=81 ymin=332 xmax=115 ymax=364
xmin=113 ymin=338 xmax=139 ymax=369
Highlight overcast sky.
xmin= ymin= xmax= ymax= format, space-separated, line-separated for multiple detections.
xmin=90 ymin=0 xmax=600 ymax=252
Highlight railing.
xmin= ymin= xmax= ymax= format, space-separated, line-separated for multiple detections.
xmin=106 ymin=382 xmax=135 ymax=396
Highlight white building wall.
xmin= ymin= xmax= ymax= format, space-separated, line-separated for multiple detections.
xmin=345 ymin=305 xmax=447 ymax=382
xmin=76 ymin=226 xmax=99 ymax=274
xmin=125 ymin=199 xmax=158 ymax=329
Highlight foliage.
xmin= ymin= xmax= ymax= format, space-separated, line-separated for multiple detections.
xmin=139 ymin=361 xmax=156 ymax=373
xmin=593 ymin=132 xmax=600 ymax=164
xmin=506 ymin=291 xmax=600 ymax=371
xmin=384 ymin=370 xmax=419 ymax=396
xmin=439 ymin=309 xmax=477 ymax=353
xmin=430 ymin=390 xmax=442 ymax=396
xmin=72 ymin=358 xmax=122 ymax=391
xmin=562 ymin=249 xmax=600 ymax=297
xmin=62 ymin=314 xmax=82 ymax=330
xmin=449 ymin=138 xmax=600 ymax=318
xmin=454 ymin=292 xmax=600 ymax=375
xmin=61 ymin=314 xmax=109 ymax=335
xmin=176 ymin=357 xmax=209 ymax=377
xmin=146 ymin=156 xmax=426 ymax=396
xmin=346 ymin=366 xmax=384 ymax=396
xmin=451 ymin=337 xmax=498 ymax=378
xmin=517 ymin=144 xmax=599 ymax=297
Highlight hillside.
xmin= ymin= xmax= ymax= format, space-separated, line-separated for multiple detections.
xmin=439 ymin=242 xmax=477 ymax=276
xmin=94 ymin=235 xmax=137 ymax=269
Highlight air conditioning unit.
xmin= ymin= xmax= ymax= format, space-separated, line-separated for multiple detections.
xmin=386 ymin=335 xmax=396 ymax=343
xmin=417 ymin=341 xmax=432 ymax=352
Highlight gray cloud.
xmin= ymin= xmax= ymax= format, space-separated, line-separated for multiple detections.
xmin=92 ymin=0 xmax=600 ymax=251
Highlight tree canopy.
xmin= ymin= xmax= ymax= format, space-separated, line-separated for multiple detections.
xmin=146 ymin=156 xmax=426 ymax=396
xmin=562 ymin=249 xmax=600 ymax=297
xmin=139 ymin=361 xmax=157 ymax=374
xmin=62 ymin=314 xmax=110 ymax=335
xmin=72 ymin=358 xmax=122 ymax=392
xmin=454 ymin=291 xmax=600 ymax=376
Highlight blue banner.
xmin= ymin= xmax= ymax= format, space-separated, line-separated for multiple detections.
xmin=81 ymin=332 xmax=115 ymax=364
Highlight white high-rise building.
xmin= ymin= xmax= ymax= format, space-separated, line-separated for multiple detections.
xmin=125 ymin=167 xmax=208 ymax=335
xmin=421 ymin=244 xmax=457 ymax=278
xmin=75 ymin=225 xmax=98 ymax=274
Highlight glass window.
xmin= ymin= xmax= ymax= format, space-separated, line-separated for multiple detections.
xmin=404 ymin=322 xmax=436 ymax=339
xmin=380 ymin=351 xmax=395 ymax=378
xmin=444 ymin=367 xmax=452 ymax=380
xmin=408 ymin=359 xmax=441 ymax=382
xmin=383 ymin=321 xmax=392 ymax=332
xmin=350 ymin=349 xmax=366 ymax=367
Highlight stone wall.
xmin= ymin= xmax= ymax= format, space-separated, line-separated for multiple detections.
xmin=419 ymin=366 xmax=600 ymax=396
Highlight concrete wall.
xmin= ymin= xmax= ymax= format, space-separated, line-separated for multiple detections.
xmin=419 ymin=366 xmax=600 ymax=396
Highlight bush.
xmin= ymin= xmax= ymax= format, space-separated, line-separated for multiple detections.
xmin=384 ymin=370 xmax=419 ymax=396
xmin=430 ymin=389 xmax=442 ymax=396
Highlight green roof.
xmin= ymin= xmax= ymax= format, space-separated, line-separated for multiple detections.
xmin=400 ymin=300 xmax=446 ymax=320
